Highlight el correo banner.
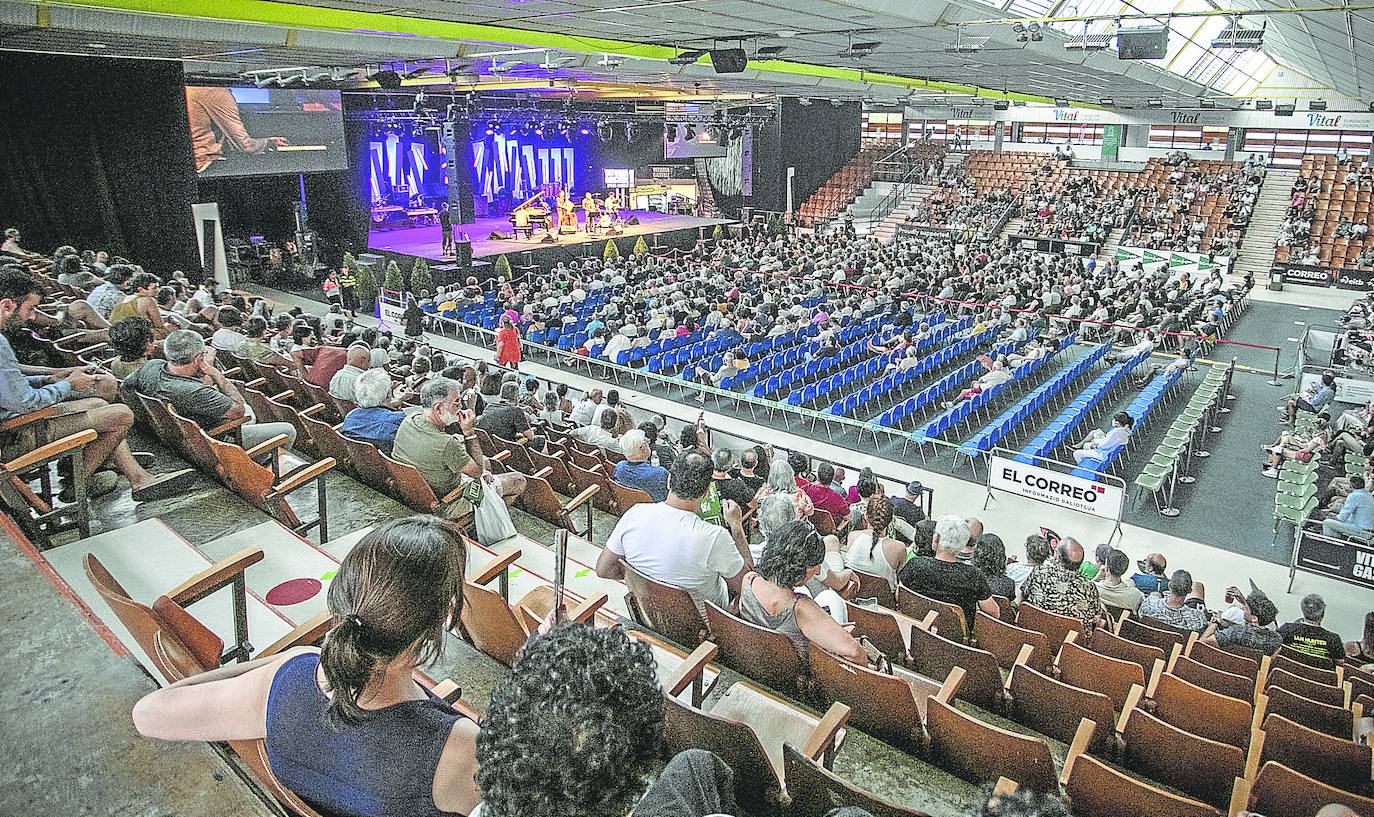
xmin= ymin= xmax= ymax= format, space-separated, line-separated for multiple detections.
xmin=988 ymin=455 xmax=1124 ymax=520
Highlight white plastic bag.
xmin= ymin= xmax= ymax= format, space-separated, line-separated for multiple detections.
xmin=470 ymin=474 xmax=518 ymax=545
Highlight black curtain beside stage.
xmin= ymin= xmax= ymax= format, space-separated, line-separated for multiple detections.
xmin=0 ymin=53 xmax=200 ymax=275
xmin=748 ymin=98 xmax=862 ymax=214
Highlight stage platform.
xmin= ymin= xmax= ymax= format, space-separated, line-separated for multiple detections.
xmin=366 ymin=209 xmax=733 ymax=263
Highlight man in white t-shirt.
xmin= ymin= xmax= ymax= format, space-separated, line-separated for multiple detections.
xmin=596 ymin=452 xmax=750 ymax=612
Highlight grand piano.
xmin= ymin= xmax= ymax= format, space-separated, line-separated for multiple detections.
xmin=510 ymin=193 xmax=551 ymax=239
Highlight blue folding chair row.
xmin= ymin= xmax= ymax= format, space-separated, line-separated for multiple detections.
xmin=1070 ymin=364 xmax=1185 ymax=480
xmin=954 ymin=334 xmax=1087 ymax=458
xmin=1015 ymin=350 xmax=1148 ymax=465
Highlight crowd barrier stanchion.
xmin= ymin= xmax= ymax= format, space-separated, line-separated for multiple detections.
xmin=1269 ymin=346 xmax=1284 ymax=387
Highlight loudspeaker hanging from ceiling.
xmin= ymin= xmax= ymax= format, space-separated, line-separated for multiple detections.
xmin=709 ymin=48 xmax=748 ymax=74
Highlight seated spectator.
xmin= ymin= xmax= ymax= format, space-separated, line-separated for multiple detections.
xmin=108 ymin=272 xmax=166 ymax=337
xmin=126 ymin=330 xmax=297 ymax=450
xmin=898 ymin=515 xmax=998 ymax=628
xmin=0 ymin=270 xmax=193 ymax=502
xmin=1321 ymin=475 xmax=1374 ymax=540
xmin=568 ymin=387 xmax=602 ymax=426
xmin=1201 ymin=584 xmax=1281 ymax=655
xmin=614 ymin=429 xmax=669 ymax=502
xmin=1130 ymin=552 xmax=1169 ymax=595
xmin=844 ymin=495 xmax=907 ymax=592
xmin=239 ymin=316 xmax=286 ymax=364
xmin=889 ymin=480 xmax=927 ymax=527
xmin=733 ymin=447 xmax=765 ymax=494
xmin=1261 ymin=417 xmax=1330 ymax=478
xmin=1072 ymin=412 xmax=1133 ymax=464
xmin=944 ymin=360 xmax=1012 ymax=407
xmin=1281 ymin=372 xmax=1336 ymax=424
xmin=759 ymin=455 xmax=813 ymax=519
xmin=475 ymin=623 xmax=738 ymax=817
xmin=1006 ymin=533 xmax=1050 ymax=594
xmin=710 ymin=449 xmax=757 ymax=507
xmin=132 ymin=515 xmax=481 ymax=817
xmin=1347 ymin=611 xmax=1374 ymax=666
xmin=340 ymin=369 xmax=406 ymax=453
xmin=1021 ymin=538 xmax=1102 ymax=632
xmin=107 ymin=316 xmax=156 ymax=380
xmin=477 ymin=380 xmax=537 ymax=446
xmin=328 ymin=345 xmax=372 ymax=403
xmin=292 ymin=329 xmax=352 ymax=389
xmin=1137 ymin=569 xmax=1207 ymax=632
xmin=209 ymin=305 xmax=247 ymax=354
xmin=571 ymin=409 xmax=619 ymax=450
xmin=971 ymin=533 xmax=1014 ymax=601
xmin=798 ymin=460 xmax=853 ymax=520
xmin=739 ymin=520 xmax=866 ymax=665
xmin=1279 ymin=593 xmax=1344 ymax=665
xmin=391 ymin=376 xmax=525 ymax=516
xmin=1094 ymin=549 xmax=1144 ymax=614
xmin=596 ymin=453 xmax=751 ymax=613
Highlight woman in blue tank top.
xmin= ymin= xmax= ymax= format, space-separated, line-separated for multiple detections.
xmin=133 ymin=515 xmax=481 ymax=817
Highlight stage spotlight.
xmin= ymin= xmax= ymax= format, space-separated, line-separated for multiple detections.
xmin=596 ymin=122 xmax=613 ymax=142
xmin=625 ymin=122 xmax=636 ymax=141
xmin=488 ymin=117 xmax=499 ymax=132
xmin=580 ymin=125 xmax=591 ymax=135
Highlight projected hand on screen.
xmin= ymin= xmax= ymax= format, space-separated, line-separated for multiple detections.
xmin=185 ymin=86 xmax=291 ymax=173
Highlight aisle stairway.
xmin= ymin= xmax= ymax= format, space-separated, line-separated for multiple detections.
xmin=870 ymin=182 xmax=934 ymax=242
xmin=1231 ymin=168 xmax=1294 ymax=282
xmin=693 ymin=159 xmax=720 ymax=218
xmin=1095 ymin=226 xmax=1127 ymax=261
xmin=844 ymin=181 xmax=901 ymax=234
xmin=999 ymin=215 xmax=1025 ymax=240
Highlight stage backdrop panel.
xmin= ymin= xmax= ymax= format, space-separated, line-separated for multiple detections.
xmin=749 ymin=98 xmax=862 ymax=214
xmin=0 ymin=53 xmax=199 ymax=275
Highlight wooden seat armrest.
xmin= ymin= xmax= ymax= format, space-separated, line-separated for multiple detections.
xmin=242 ymin=378 xmax=268 ymax=390
xmin=168 ymin=547 xmax=266 ymax=606
xmin=667 ymin=641 xmax=720 ymax=698
xmin=0 ymin=405 xmax=58 ymax=434
xmin=72 ymin=341 xmax=108 ymax=357
xmin=438 ymin=482 xmax=469 ymax=505
xmin=221 ymin=367 xmax=243 ymax=379
xmin=245 ymin=433 xmax=292 ymax=460
xmin=937 ymin=665 xmax=967 ymax=704
xmin=300 ymin=403 xmax=328 ymax=417
xmin=471 ymin=550 xmax=522 ymax=586
xmin=1060 ymin=718 xmax=1098 ymax=786
xmin=270 ymin=390 xmax=296 ymax=403
xmin=259 ymin=611 xmax=333 ymax=657
xmin=4 ymin=429 xmax=95 ymax=472
xmin=1117 ymin=684 xmax=1145 ymax=735
xmin=567 ymin=592 xmax=608 ymax=623
xmin=431 ymin=679 xmax=463 ymax=704
xmin=800 ymin=701 xmax=853 ymax=762
xmin=561 ymin=484 xmax=600 ymax=513
xmin=270 ymin=457 xmax=336 ymax=495
xmin=207 ymin=415 xmax=251 ymax=438
xmin=491 ymin=449 xmax=512 ymax=463
xmin=1227 ymin=776 xmax=1250 ymax=817
xmin=532 ymin=465 xmax=553 ymax=481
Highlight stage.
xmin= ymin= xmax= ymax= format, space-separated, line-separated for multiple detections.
xmin=366 ymin=209 xmax=734 ymax=264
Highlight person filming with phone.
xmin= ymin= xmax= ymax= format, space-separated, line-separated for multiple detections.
xmin=125 ymin=329 xmax=298 ymax=452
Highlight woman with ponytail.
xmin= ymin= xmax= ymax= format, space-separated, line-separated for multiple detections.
xmin=843 ymin=494 xmax=908 ymax=592
xmin=132 ymin=515 xmax=481 ymax=816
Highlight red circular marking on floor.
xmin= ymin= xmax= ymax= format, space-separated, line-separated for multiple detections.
xmin=266 ymin=578 xmax=322 ymax=606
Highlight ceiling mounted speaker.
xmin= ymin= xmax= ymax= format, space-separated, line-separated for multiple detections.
xmin=1116 ymin=26 xmax=1169 ymax=60
xmin=1275 ymin=103 xmax=1295 ymax=117
xmin=709 ymin=48 xmax=748 ymax=74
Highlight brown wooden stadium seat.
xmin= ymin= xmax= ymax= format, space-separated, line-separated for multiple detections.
xmin=850 ymin=568 xmax=896 ymax=610
xmin=1270 ymin=650 xmax=1341 ymax=685
xmin=896 ymin=585 xmax=969 ymax=642
xmin=200 ymin=424 xmax=334 ymax=541
xmin=1016 ymin=602 xmax=1084 ymax=652
xmin=460 ymin=549 xmax=607 ymax=666
xmin=622 ymin=561 xmax=707 ymax=648
xmin=1101 ymin=602 xmax=1134 ymax=631
xmin=1062 ymin=740 xmax=1220 ymax=817
xmin=487 ymin=434 xmax=535 ymax=474
xmin=1249 ymin=712 xmax=1373 ymax=795
xmin=782 ymin=743 xmax=933 ymax=817
xmin=1119 ymin=615 xmax=1192 ymax=654
xmin=664 ymin=674 xmax=849 ymax=817
xmin=525 ymin=445 xmax=577 ymax=496
xmin=1005 ymin=652 xmax=1115 ymax=753
xmin=568 ymin=458 xmax=619 ymax=515
xmin=0 ymin=407 xmax=96 ymax=545
xmin=1148 ymin=672 xmax=1255 ymax=748
xmin=1090 ymin=625 xmax=1167 ymax=677
xmin=705 ymin=601 xmax=809 ymax=694
xmin=379 ymin=451 xmax=463 ymax=516
xmin=1264 ymin=665 xmax=1347 ymax=707
xmin=1346 ymin=664 xmax=1374 ymax=702
xmin=1260 ymin=685 xmax=1354 ymax=738
xmin=1187 ymin=638 xmax=1261 ymax=681
xmin=627 ymin=632 xmax=719 ymax=707
xmin=925 ymin=678 xmax=1059 ymax=793
xmin=1118 ymin=706 xmax=1245 ymax=808
xmin=973 ymin=610 xmax=1051 ymax=673
xmin=508 ymin=466 xmax=598 ymax=539
xmin=1241 ymin=761 xmax=1374 ymax=817
xmin=907 ymin=616 xmax=1005 ymax=711
xmin=808 ymin=645 xmax=948 ymax=750
xmin=606 ymin=479 xmax=654 ymax=515
xmin=1169 ymin=652 xmax=1254 ymax=702
xmin=1056 ymin=634 xmax=1152 ymax=714
xmin=844 ymin=600 xmax=920 ymax=666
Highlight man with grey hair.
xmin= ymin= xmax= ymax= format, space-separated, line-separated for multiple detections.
xmin=328 ymin=345 xmax=371 ymax=402
xmin=710 ymin=448 xmax=756 ymax=507
xmin=126 ymin=329 xmax=296 ymax=450
xmin=392 ymin=375 xmax=525 ymax=516
xmin=571 ymin=408 xmax=618 ymax=450
xmin=477 ymin=380 xmax=536 ymax=446
xmin=1137 ymin=569 xmax=1207 ymax=633
xmin=897 ymin=514 xmax=997 ymax=635
xmin=1278 ymin=593 xmax=1344 ymax=664
xmin=613 ymin=428 xmax=668 ymax=502
xmin=340 ymin=368 xmax=405 ymax=452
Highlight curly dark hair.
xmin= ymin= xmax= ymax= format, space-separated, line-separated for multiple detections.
xmin=757 ymin=520 xmax=825 ymax=588
xmin=476 ymin=623 xmax=666 ymax=817
xmin=971 ymin=534 xmax=1008 ymax=580
xmin=108 ymin=316 xmax=153 ymax=362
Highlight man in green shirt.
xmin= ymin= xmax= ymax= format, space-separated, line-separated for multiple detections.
xmin=392 ymin=376 xmax=525 ymax=516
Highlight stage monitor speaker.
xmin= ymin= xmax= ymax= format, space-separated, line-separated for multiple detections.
xmin=626 ymin=216 xmax=640 ymax=225
xmin=1116 ymin=26 xmax=1169 ymax=59
xmin=709 ymin=48 xmax=748 ymax=73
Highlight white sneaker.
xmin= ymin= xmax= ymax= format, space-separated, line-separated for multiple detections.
xmin=1261 ymin=468 xmax=1279 ymax=478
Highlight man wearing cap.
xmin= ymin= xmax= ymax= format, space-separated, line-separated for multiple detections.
xmin=1201 ymin=583 xmax=1282 ymax=655
xmin=1130 ymin=552 xmax=1169 ymax=595
xmin=890 ymin=481 xmax=927 ymax=527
